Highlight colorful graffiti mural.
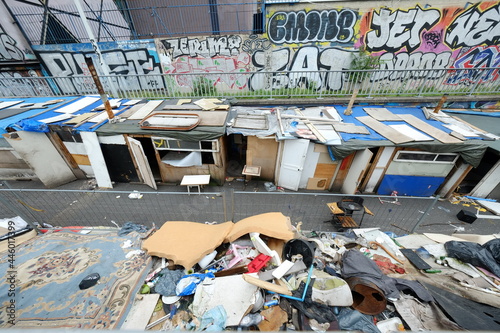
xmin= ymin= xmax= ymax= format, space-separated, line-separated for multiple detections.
xmin=10 ymin=1 xmax=498 ymax=96
xmin=359 ymin=1 xmax=500 ymax=84
xmin=32 ymin=41 xmax=163 ymax=95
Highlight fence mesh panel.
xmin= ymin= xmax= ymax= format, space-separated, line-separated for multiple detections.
xmin=0 ymin=188 xmax=436 ymax=235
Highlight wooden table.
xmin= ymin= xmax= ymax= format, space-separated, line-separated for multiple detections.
xmin=180 ymin=175 xmax=210 ymax=194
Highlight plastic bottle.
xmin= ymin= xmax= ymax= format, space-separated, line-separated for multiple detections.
xmin=239 ymin=313 xmax=265 ymax=327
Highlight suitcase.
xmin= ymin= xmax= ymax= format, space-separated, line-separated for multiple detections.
xmin=456 ymin=209 xmax=476 ymax=224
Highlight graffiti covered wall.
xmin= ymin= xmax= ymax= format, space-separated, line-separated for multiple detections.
xmin=0 ymin=1 xmax=36 ymax=63
xmin=32 ymin=40 xmax=163 ymax=95
xmin=24 ymin=0 xmax=500 ymax=95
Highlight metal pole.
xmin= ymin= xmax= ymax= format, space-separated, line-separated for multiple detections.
xmin=411 ymin=195 xmax=439 ymax=233
xmin=73 ymin=0 xmax=119 ymax=97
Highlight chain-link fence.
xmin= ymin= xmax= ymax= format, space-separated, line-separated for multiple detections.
xmin=0 ymin=188 xmax=437 ymax=234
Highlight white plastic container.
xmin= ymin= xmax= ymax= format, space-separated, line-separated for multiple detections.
xmin=376 ymin=317 xmax=404 ymax=333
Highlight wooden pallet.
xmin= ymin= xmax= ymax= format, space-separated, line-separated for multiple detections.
xmin=336 ymin=216 xmax=359 ymax=228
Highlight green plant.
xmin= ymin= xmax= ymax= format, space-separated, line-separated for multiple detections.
xmin=192 ymin=77 xmax=217 ymax=96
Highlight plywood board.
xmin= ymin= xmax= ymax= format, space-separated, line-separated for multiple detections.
xmin=162 ymin=104 xmax=203 ymax=110
xmin=356 ymin=116 xmax=414 ymax=144
xmin=72 ymin=154 xmax=91 ymax=166
xmin=233 ymin=115 xmax=268 ymax=129
xmin=121 ymin=294 xmax=160 ymax=330
xmin=128 ymin=100 xmax=163 ymax=120
xmin=443 ymin=123 xmax=480 ymax=137
xmin=399 ymin=114 xmax=463 ymax=143
xmin=314 ymin=163 xmax=337 ymax=178
xmin=306 ymin=177 xmax=328 ymax=190
xmin=364 ymin=108 xmax=401 ymax=121
xmin=93 ymin=99 xmax=122 ymax=110
xmin=54 ymin=96 xmax=100 ymax=114
xmin=333 ymin=123 xmax=371 ymax=134
xmin=119 ymin=102 xmax=147 ymax=119
xmin=122 ymin=99 xmax=141 ymax=106
xmin=389 ymin=124 xmax=433 ymax=141
xmin=64 ymin=112 xmax=96 ymax=124
xmin=177 ymin=99 xmax=191 ymax=105
xmin=39 ymin=113 xmax=73 ymax=123
xmin=0 ymin=100 xmax=23 ymax=110
xmin=194 ymin=99 xmax=219 ymax=110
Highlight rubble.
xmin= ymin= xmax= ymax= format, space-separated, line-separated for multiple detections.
xmin=131 ymin=213 xmax=500 ymax=331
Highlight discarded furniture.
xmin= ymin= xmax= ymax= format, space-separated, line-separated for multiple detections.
xmin=326 ymin=197 xmax=374 ymax=228
xmin=139 ymin=112 xmax=200 ymax=130
xmin=242 ymin=165 xmax=261 ymax=183
xmin=180 ymin=174 xmax=210 ymax=194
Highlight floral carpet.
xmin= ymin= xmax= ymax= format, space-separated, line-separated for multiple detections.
xmin=0 ymin=230 xmax=151 ymax=328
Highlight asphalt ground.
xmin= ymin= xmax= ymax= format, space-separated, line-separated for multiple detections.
xmin=1 ymin=178 xmax=499 ymax=237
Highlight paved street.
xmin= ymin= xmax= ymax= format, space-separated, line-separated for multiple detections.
xmin=1 ymin=179 xmax=499 ymax=236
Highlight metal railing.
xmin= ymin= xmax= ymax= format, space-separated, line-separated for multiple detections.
xmin=9 ymin=2 xmax=260 ymax=45
xmin=0 ymin=187 xmax=438 ymax=235
xmin=1 ymin=67 xmax=499 ymax=99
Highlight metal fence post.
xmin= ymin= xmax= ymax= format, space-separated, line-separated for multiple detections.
xmin=411 ymin=195 xmax=440 ymax=233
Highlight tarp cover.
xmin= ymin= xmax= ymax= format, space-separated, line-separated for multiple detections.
xmin=96 ymin=119 xmax=225 ymax=141
xmin=327 ymin=139 xmax=488 ymax=168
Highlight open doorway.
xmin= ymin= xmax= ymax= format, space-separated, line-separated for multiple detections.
xmin=226 ymin=134 xmax=247 ymax=177
xmin=131 ymin=136 xmax=161 ymax=181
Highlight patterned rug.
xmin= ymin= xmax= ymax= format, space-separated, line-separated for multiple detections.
xmin=0 ymin=230 xmax=151 ymax=328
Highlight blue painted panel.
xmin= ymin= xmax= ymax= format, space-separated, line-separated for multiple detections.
xmin=377 ymin=175 xmax=445 ymax=197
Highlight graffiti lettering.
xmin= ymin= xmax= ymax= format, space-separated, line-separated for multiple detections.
xmin=0 ymin=26 xmax=24 ymax=61
xmin=268 ymin=9 xmax=357 ymax=44
xmin=448 ymin=45 xmax=500 ymax=84
xmin=161 ymin=35 xmax=242 ymax=58
xmin=249 ymin=46 xmax=354 ymax=91
xmin=366 ymin=6 xmax=440 ymax=53
xmin=373 ymin=52 xmax=451 ymax=81
xmin=423 ymin=31 xmax=442 ymax=49
xmin=241 ymin=35 xmax=272 ymax=54
xmin=445 ymin=3 xmax=500 ymax=48
xmin=37 ymin=48 xmax=164 ymax=94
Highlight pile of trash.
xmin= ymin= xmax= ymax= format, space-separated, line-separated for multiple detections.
xmin=129 ymin=212 xmax=500 ymax=331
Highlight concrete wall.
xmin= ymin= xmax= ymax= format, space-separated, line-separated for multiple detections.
xmin=23 ymin=1 xmax=499 ymax=96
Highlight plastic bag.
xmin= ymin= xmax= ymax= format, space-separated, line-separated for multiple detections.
xmin=444 ymin=239 xmax=500 ymax=277
xmin=175 ymin=272 xmax=215 ymax=296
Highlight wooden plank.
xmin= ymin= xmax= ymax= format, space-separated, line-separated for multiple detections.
xmin=177 ymin=99 xmax=191 ymax=105
xmin=333 ymin=123 xmax=371 ymax=134
xmin=296 ymin=110 xmax=326 ymax=143
xmin=194 ymin=99 xmax=219 ymax=110
xmin=242 ymin=274 xmax=292 ymax=295
xmin=128 ymin=100 xmax=163 ymax=120
xmin=0 ymin=100 xmax=23 ymax=110
xmin=356 ymin=116 xmax=414 ymax=144
xmin=39 ymin=113 xmax=73 ymax=123
xmin=72 ymin=154 xmax=91 ymax=166
xmin=364 ymin=107 xmax=401 ymax=121
xmin=162 ymin=104 xmax=202 ymax=110
xmin=389 ymin=124 xmax=433 ymax=141
xmin=338 ymin=216 xmax=358 ymax=228
xmin=121 ymin=294 xmax=160 ymax=330
xmin=119 ymin=103 xmax=146 ymax=119
xmin=314 ymin=163 xmax=337 ymax=178
xmin=64 ymin=112 xmax=96 ymax=124
xmin=233 ymin=115 xmax=268 ymax=129
xmin=54 ymin=96 xmax=100 ymax=114
xmin=399 ymin=114 xmax=463 ymax=143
